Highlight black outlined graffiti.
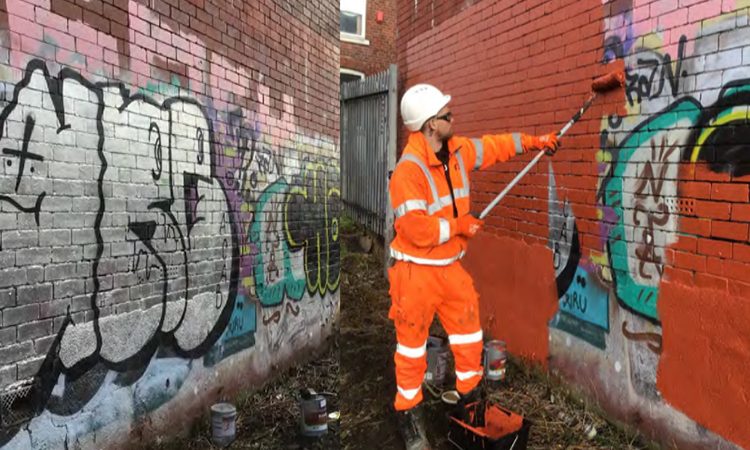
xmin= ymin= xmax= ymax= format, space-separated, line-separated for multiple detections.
xmin=0 ymin=60 xmax=240 ymax=437
xmin=632 ymin=136 xmax=678 ymax=280
xmin=686 ymin=79 xmax=750 ymax=177
xmin=625 ymin=35 xmax=688 ymax=107
xmin=285 ymin=163 xmax=341 ymax=296
xmin=251 ymin=179 xmax=306 ymax=307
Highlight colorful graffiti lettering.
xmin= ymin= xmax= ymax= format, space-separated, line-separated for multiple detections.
xmin=285 ymin=163 xmax=341 ymax=296
xmin=0 ymin=0 xmax=341 ymax=447
xmin=602 ymin=78 xmax=750 ymax=322
xmin=548 ymin=165 xmax=609 ymax=348
xmin=251 ymin=179 xmax=306 ymax=306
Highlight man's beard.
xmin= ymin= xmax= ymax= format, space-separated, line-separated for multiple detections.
xmin=440 ymin=130 xmax=453 ymax=142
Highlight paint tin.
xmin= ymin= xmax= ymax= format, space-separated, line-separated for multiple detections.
xmin=425 ymin=335 xmax=449 ymax=387
xmin=483 ymin=340 xmax=507 ymax=381
xmin=210 ymin=402 xmax=237 ymax=448
xmin=299 ymin=388 xmax=328 ymax=437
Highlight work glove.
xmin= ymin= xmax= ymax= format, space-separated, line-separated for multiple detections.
xmin=523 ymin=133 xmax=560 ymax=156
xmin=455 ymin=214 xmax=484 ymax=238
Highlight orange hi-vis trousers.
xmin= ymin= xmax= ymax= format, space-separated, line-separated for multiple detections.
xmin=388 ymin=260 xmax=484 ymax=411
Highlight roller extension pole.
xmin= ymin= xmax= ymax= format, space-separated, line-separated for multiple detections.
xmin=477 ymin=70 xmax=625 ymax=220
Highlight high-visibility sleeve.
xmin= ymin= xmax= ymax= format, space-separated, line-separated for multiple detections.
xmin=389 ymin=163 xmax=456 ymax=247
xmin=469 ymin=133 xmax=528 ymax=171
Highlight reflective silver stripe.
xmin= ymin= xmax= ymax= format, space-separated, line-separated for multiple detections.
xmin=400 ymin=154 xmax=439 ymax=206
xmin=471 ymin=138 xmax=484 ymax=169
xmin=432 ymin=194 xmax=453 ymax=214
xmin=512 ymin=132 xmax=523 ymax=155
xmin=428 ymin=196 xmax=452 ymax=214
xmin=397 ymin=385 xmax=421 ymax=400
xmin=455 ymin=150 xmax=470 ymax=196
xmin=394 ymin=199 xmax=428 ymax=218
xmin=390 ymin=247 xmax=465 ymax=266
xmin=438 ymin=218 xmax=450 ymax=244
xmin=455 ymin=370 xmax=483 ymax=381
xmin=448 ymin=330 xmax=483 ymax=345
xmin=400 ymin=151 xmax=470 ymax=215
xmin=396 ymin=343 xmax=426 ymax=359
xmin=453 ymin=187 xmax=469 ymax=198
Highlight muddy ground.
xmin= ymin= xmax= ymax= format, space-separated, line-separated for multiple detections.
xmin=154 ymin=220 xmax=657 ymax=450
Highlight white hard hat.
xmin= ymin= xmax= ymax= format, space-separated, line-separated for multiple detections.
xmin=400 ymin=84 xmax=451 ymax=132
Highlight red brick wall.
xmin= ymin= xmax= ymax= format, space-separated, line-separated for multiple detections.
xmin=0 ymin=0 xmax=339 ymax=447
xmin=341 ymin=0 xmax=396 ymax=75
xmin=397 ymin=1 xmax=750 ymax=449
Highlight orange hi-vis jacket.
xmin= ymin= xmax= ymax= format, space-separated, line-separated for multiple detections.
xmin=389 ymin=131 xmax=529 ymax=265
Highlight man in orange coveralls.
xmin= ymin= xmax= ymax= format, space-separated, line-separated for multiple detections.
xmin=389 ymin=84 xmax=559 ymax=449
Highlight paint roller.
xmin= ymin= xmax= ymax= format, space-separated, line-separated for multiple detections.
xmin=477 ymin=70 xmax=625 ymax=220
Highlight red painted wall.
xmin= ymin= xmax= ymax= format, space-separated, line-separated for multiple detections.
xmin=397 ymin=0 xmax=750 ymax=448
xmin=462 ymin=234 xmax=558 ymax=362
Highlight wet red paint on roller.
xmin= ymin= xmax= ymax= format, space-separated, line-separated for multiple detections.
xmin=463 ymin=233 xmax=558 ymax=364
xmin=590 ymin=70 xmax=625 ymax=93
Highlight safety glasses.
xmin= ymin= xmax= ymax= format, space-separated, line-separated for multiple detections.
xmin=434 ymin=112 xmax=453 ymax=122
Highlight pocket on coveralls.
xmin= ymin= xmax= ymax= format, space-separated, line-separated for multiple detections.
xmin=387 ymin=262 xmax=412 ymax=322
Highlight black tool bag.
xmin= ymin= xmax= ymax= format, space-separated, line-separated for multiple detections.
xmin=447 ymin=401 xmax=531 ymax=450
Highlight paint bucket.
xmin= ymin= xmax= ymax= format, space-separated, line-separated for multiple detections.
xmin=299 ymin=388 xmax=328 ymax=437
xmin=210 ymin=402 xmax=237 ymax=448
xmin=483 ymin=340 xmax=507 ymax=382
xmin=425 ymin=335 xmax=449 ymax=387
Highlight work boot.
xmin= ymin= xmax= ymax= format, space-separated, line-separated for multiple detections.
xmin=396 ymin=405 xmax=431 ymax=450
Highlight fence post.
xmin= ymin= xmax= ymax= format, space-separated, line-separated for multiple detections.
xmin=384 ymin=64 xmax=397 ymax=279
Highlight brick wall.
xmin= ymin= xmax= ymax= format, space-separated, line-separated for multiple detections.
xmin=0 ymin=0 xmax=340 ymax=447
xmin=398 ymin=1 xmax=750 ymax=449
xmin=340 ymin=0 xmax=396 ymax=75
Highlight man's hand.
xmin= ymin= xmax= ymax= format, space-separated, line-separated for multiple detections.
xmin=456 ymin=214 xmax=484 ymax=238
xmin=539 ymin=133 xmax=560 ymax=155
xmin=524 ymin=133 xmax=560 ymax=156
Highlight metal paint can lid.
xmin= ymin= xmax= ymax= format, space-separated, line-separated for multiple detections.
xmin=211 ymin=403 xmax=237 ymax=415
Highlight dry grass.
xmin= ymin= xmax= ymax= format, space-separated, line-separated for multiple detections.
xmin=147 ymin=338 xmax=339 ymax=450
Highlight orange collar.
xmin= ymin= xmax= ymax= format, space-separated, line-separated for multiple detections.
xmin=405 ymin=132 xmax=460 ymax=167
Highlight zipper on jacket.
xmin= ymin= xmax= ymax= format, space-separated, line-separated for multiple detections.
xmin=442 ymin=161 xmax=458 ymax=218
xmin=437 ymin=143 xmax=461 ymax=219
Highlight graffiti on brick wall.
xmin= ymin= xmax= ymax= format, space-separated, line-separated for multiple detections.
xmin=549 ymin=4 xmax=750 ymax=359
xmin=0 ymin=60 xmax=340 ymax=445
xmin=606 ymin=35 xmax=689 ymax=108
xmin=285 ymin=162 xmax=341 ymax=297
xmin=548 ymin=164 xmax=609 ymax=348
xmin=0 ymin=60 xmax=240 ymax=433
xmin=686 ymin=82 xmax=750 ymax=176
xmin=0 ymin=0 xmax=340 ymax=446
xmin=602 ymin=98 xmax=700 ymax=321
xmin=252 ymin=179 xmax=306 ymax=307
xmin=590 ymin=4 xmax=750 ymax=407
xmin=600 ymin=15 xmax=750 ymax=322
